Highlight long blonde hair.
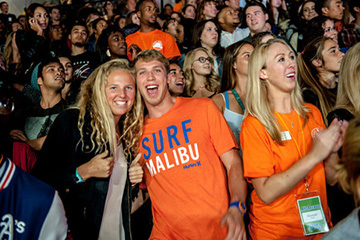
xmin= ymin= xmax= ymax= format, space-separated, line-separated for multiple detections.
xmin=76 ymin=59 xmax=143 ymax=161
xmin=336 ymin=117 xmax=360 ymax=206
xmin=246 ymin=39 xmax=309 ymax=143
xmin=183 ymin=47 xmax=220 ymax=97
xmin=333 ymin=42 xmax=360 ymax=117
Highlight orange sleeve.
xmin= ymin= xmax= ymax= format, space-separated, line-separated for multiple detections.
xmin=240 ymin=116 xmax=275 ymax=181
xmin=163 ymin=33 xmax=181 ymax=59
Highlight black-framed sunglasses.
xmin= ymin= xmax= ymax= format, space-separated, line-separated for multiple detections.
xmin=194 ymin=57 xmax=212 ymax=63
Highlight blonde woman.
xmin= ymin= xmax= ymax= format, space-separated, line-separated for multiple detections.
xmin=240 ymin=39 xmax=347 ymax=239
xmin=32 ymin=59 xmax=143 ymax=240
xmin=183 ymin=47 xmax=220 ymax=97
xmin=322 ymin=117 xmax=360 ymax=239
xmin=326 ymin=42 xmax=360 ymax=225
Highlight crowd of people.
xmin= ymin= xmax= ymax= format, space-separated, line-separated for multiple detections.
xmin=1 ymin=0 xmax=360 ymax=239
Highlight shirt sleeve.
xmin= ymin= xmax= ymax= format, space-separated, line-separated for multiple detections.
xmin=163 ymin=33 xmax=181 ymax=59
xmin=38 ymin=191 xmax=68 ymax=240
xmin=240 ymin=116 xmax=275 ymax=181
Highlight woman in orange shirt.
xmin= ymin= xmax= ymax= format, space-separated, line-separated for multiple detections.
xmin=240 ymin=39 xmax=347 ymax=239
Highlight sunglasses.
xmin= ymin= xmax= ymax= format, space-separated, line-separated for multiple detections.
xmin=194 ymin=57 xmax=212 ymax=63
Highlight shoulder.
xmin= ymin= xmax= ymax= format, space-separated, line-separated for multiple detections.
xmin=322 ymin=208 xmax=360 ymax=240
xmin=242 ymin=114 xmax=263 ymax=128
xmin=176 ymin=97 xmax=219 ymax=113
xmin=304 ymin=103 xmax=322 ymax=118
xmin=15 ymin=164 xmax=56 ymax=201
xmin=126 ymin=30 xmax=140 ymax=38
xmin=211 ymin=93 xmax=225 ymax=112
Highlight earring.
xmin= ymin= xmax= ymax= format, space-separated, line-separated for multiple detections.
xmin=106 ymin=49 xmax=111 ymax=57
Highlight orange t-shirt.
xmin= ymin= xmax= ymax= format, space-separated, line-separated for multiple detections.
xmin=173 ymin=2 xmax=182 ymax=12
xmin=240 ymin=104 xmax=331 ymax=240
xmin=126 ymin=29 xmax=180 ymax=59
xmin=139 ymin=97 xmax=237 ymax=239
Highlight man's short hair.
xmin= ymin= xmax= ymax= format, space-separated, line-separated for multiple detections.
xmin=38 ymin=56 xmax=61 ymax=79
xmin=315 ymin=0 xmax=331 ymax=16
xmin=50 ymin=6 xmax=60 ymax=13
xmin=131 ymin=50 xmax=170 ymax=74
xmin=136 ymin=0 xmax=156 ymax=13
xmin=241 ymin=1 xmax=268 ymax=28
xmin=0 ymin=2 xmax=7 ymax=8
xmin=70 ymin=21 xmax=88 ymax=34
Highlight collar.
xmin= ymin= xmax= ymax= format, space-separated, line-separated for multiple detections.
xmin=0 ymin=158 xmax=15 ymax=191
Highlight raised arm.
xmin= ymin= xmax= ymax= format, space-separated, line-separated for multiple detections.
xmin=252 ymin=119 xmax=345 ymax=205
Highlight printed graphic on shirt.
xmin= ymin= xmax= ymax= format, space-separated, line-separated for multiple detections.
xmin=0 ymin=214 xmax=26 ymax=239
xmin=72 ymin=61 xmax=91 ymax=80
xmin=141 ymin=119 xmax=201 ymax=177
xmin=152 ymin=40 xmax=163 ymax=51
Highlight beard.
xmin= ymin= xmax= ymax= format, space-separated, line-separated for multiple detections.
xmin=74 ymin=42 xmax=86 ymax=47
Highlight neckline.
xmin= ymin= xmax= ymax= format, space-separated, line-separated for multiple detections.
xmin=145 ymin=97 xmax=181 ymax=123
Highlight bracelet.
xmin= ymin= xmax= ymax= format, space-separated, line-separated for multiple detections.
xmin=75 ymin=167 xmax=85 ymax=184
xmin=229 ymin=201 xmax=246 ymax=216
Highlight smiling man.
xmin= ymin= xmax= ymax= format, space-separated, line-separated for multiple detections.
xmin=126 ymin=0 xmax=180 ymax=60
xmin=168 ymin=62 xmax=185 ymax=96
xmin=132 ymin=49 xmax=247 ymax=240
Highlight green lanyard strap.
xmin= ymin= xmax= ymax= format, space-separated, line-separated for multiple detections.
xmin=231 ymin=89 xmax=245 ymax=112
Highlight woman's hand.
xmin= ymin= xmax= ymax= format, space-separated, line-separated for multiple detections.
xmin=28 ymin=17 xmax=44 ymax=36
xmin=129 ymin=153 xmax=143 ymax=185
xmin=78 ymin=150 xmax=114 ymax=180
xmin=309 ymin=118 xmax=343 ymax=162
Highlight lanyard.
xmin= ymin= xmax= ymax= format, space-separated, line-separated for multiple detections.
xmin=275 ymin=111 xmax=305 ymax=158
xmin=276 ymin=111 xmax=309 ymax=193
xmin=231 ymin=89 xmax=245 ymax=112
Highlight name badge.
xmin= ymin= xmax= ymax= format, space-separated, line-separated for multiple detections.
xmin=295 ymin=192 xmax=329 ymax=236
xmin=280 ymin=131 xmax=292 ymax=141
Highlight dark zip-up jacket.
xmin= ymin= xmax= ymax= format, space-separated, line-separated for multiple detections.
xmin=32 ymin=108 xmax=132 ymax=240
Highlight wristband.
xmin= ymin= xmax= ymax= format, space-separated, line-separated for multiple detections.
xmin=75 ymin=167 xmax=85 ymax=184
xmin=229 ymin=201 xmax=246 ymax=216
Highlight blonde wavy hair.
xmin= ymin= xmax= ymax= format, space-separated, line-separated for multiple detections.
xmin=336 ymin=117 xmax=360 ymax=206
xmin=183 ymin=47 xmax=220 ymax=97
xmin=76 ymin=59 xmax=143 ymax=161
xmin=333 ymin=42 xmax=360 ymax=117
xmin=246 ymin=39 xmax=309 ymax=143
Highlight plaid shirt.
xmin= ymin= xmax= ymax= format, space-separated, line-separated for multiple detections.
xmin=340 ymin=21 xmax=360 ymax=47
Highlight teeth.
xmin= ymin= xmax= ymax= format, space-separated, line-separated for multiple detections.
xmin=176 ymin=82 xmax=184 ymax=86
xmin=286 ymin=73 xmax=295 ymax=77
xmin=115 ymin=101 xmax=126 ymax=106
xmin=147 ymin=86 xmax=157 ymax=90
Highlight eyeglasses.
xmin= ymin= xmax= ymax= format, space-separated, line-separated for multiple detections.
xmin=194 ymin=57 xmax=212 ymax=63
